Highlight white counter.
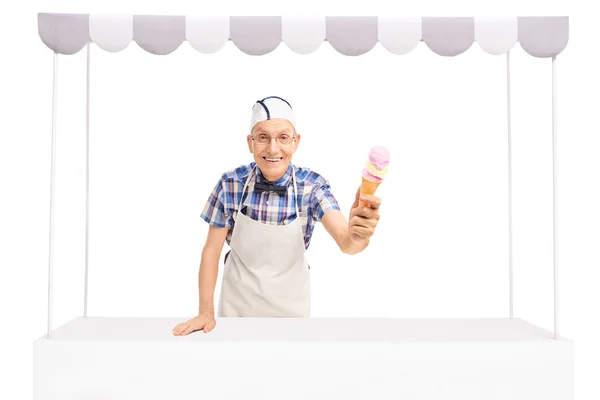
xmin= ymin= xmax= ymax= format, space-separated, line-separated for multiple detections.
xmin=34 ymin=317 xmax=574 ymax=399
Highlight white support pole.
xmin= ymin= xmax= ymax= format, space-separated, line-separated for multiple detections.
xmin=47 ymin=52 xmax=59 ymax=339
xmin=552 ymin=55 xmax=559 ymax=340
xmin=84 ymin=42 xmax=91 ymax=317
xmin=506 ymin=51 xmax=514 ymax=319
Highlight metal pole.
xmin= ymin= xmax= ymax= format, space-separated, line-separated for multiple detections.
xmin=552 ymin=55 xmax=559 ymax=340
xmin=507 ymin=50 xmax=514 ymax=319
xmin=47 ymin=52 xmax=59 ymax=339
xmin=84 ymin=42 xmax=91 ymax=317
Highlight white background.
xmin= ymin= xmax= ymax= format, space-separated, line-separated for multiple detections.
xmin=1 ymin=0 xmax=598 ymax=399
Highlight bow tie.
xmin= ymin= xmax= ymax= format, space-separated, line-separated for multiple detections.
xmin=254 ymin=182 xmax=288 ymax=196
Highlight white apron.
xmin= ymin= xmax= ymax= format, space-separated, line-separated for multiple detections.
xmin=217 ymin=166 xmax=310 ymax=318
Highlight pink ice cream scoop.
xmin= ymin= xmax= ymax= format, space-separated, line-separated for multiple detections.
xmin=362 ymin=146 xmax=390 ymax=183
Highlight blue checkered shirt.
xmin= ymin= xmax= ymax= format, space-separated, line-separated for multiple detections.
xmin=200 ymin=162 xmax=341 ymax=249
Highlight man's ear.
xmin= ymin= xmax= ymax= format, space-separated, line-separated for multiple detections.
xmin=247 ymin=134 xmax=253 ymax=153
xmin=293 ymin=132 xmax=301 ymax=152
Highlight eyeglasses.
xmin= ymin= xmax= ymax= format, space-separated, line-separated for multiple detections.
xmin=252 ymin=133 xmax=296 ymax=145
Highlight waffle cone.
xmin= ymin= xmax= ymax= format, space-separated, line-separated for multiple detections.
xmin=360 ymin=177 xmax=381 ymax=207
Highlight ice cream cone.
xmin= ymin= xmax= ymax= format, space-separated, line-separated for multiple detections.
xmin=359 ymin=146 xmax=389 ymax=207
xmin=360 ymin=176 xmax=380 ymax=207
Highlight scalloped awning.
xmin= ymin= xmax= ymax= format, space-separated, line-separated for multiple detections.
xmin=38 ymin=14 xmax=569 ymax=58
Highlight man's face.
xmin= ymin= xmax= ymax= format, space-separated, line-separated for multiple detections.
xmin=247 ymin=118 xmax=300 ymax=182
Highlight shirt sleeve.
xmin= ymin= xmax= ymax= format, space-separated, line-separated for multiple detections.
xmin=200 ymin=178 xmax=227 ymax=228
xmin=310 ymin=177 xmax=341 ymax=222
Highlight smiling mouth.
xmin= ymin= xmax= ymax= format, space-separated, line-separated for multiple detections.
xmin=263 ymin=157 xmax=283 ymax=163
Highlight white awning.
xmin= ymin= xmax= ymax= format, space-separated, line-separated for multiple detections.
xmin=38 ymin=14 xmax=569 ymax=58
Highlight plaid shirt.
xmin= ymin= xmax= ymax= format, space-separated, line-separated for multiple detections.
xmin=201 ymin=162 xmax=340 ymax=249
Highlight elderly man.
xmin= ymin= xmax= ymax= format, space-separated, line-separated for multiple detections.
xmin=173 ymin=96 xmax=381 ymax=335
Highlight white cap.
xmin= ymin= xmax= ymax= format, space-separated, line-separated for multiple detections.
xmin=249 ymin=96 xmax=296 ymax=132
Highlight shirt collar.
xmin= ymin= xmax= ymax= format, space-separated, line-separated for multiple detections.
xmin=254 ymin=163 xmax=293 ymax=187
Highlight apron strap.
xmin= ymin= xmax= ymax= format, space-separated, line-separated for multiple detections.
xmin=232 ymin=166 xmax=255 ymax=223
xmin=291 ymin=165 xmax=300 ymax=217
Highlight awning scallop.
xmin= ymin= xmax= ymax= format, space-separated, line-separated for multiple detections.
xmin=185 ymin=16 xmax=230 ymax=54
xmin=230 ymin=16 xmax=282 ymax=56
xmin=133 ymin=15 xmax=186 ymax=55
xmin=377 ymin=17 xmax=422 ymax=55
xmin=39 ymin=13 xmax=90 ymax=55
xmin=518 ymin=16 xmax=569 ymax=58
xmin=474 ymin=17 xmax=518 ymax=55
xmin=422 ymin=17 xmax=475 ymax=56
xmin=282 ymin=16 xmax=326 ymax=54
xmin=89 ymin=15 xmax=133 ymax=53
xmin=38 ymin=14 xmax=569 ymax=58
xmin=325 ymin=17 xmax=379 ymax=56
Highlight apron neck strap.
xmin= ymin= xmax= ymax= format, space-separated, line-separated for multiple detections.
xmin=291 ymin=166 xmax=299 ymax=216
